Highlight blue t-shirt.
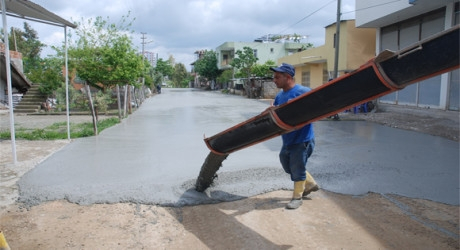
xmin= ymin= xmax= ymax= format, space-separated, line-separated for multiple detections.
xmin=273 ymin=84 xmax=314 ymax=146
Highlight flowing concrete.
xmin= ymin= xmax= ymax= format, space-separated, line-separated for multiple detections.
xmin=18 ymin=89 xmax=459 ymax=206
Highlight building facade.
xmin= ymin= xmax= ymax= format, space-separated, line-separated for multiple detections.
xmin=356 ymin=0 xmax=459 ymax=110
xmin=215 ymin=41 xmax=309 ymax=70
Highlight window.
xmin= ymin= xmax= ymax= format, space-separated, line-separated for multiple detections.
xmin=333 ymin=33 xmax=336 ymax=48
xmin=379 ymin=7 xmax=446 ymax=107
xmin=301 ymin=71 xmax=310 ymax=87
xmin=381 ymin=25 xmax=399 ymax=51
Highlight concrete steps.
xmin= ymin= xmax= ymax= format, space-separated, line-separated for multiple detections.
xmin=14 ymin=84 xmax=47 ymax=114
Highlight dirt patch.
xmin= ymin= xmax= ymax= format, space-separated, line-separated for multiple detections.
xmin=1 ymin=191 xmax=458 ymax=249
xmin=0 ymin=106 xmax=459 ymax=249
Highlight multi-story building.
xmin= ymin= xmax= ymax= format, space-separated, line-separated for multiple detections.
xmin=216 ymin=40 xmax=310 ymax=70
xmin=276 ymin=19 xmax=376 ymax=89
xmin=356 ymin=0 xmax=459 ymax=111
xmin=142 ymin=51 xmax=157 ymax=68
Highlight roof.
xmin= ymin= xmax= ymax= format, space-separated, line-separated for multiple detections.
xmin=1 ymin=0 xmax=77 ymax=28
xmin=0 ymin=53 xmax=32 ymax=93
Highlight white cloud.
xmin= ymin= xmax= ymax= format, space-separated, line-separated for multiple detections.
xmin=4 ymin=0 xmax=356 ymax=70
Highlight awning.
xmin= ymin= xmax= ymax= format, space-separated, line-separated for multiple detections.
xmin=1 ymin=0 xmax=76 ymax=28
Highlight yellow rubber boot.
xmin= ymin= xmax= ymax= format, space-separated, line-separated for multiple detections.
xmin=286 ymin=180 xmax=306 ymax=209
xmin=0 ymin=231 xmax=10 ymax=250
xmin=303 ymin=171 xmax=319 ymax=197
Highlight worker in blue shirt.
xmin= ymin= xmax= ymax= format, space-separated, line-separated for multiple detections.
xmin=270 ymin=63 xmax=319 ymax=209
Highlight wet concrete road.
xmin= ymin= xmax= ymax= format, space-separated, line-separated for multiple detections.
xmin=18 ymin=89 xmax=459 ymax=206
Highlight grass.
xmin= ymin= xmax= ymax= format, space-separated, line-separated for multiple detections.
xmin=0 ymin=117 xmax=120 ymax=140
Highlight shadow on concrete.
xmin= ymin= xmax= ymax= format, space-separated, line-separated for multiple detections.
xmin=168 ymin=189 xmax=292 ymax=249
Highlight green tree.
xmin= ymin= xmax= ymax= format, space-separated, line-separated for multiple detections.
xmin=300 ymin=43 xmax=314 ymax=51
xmin=194 ymin=50 xmax=222 ymax=86
xmin=2 ymin=22 xmax=46 ymax=79
xmin=65 ymin=13 xmax=144 ymax=134
xmin=142 ymin=58 xmax=154 ymax=89
xmin=22 ymin=22 xmax=44 ymax=58
xmin=68 ymin=15 xmax=143 ymax=89
xmin=217 ymin=69 xmax=233 ymax=87
xmin=155 ymin=58 xmax=174 ymax=80
xmin=27 ymin=56 xmax=64 ymax=96
xmin=152 ymin=72 xmax=164 ymax=88
xmin=172 ymin=63 xmax=190 ymax=88
xmin=230 ymin=46 xmax=258 ymax=97
xmin=230 ymin=46 xmax=258 ymax=79
xmin=252 ymin=60 xmax=276 ymax=77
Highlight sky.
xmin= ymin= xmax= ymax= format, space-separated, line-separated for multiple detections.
xmin=5 ymin=0 xmax=356 ymax=70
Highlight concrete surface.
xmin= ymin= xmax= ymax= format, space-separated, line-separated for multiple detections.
xmin=17 ymin=88 xmax=459 ymax=207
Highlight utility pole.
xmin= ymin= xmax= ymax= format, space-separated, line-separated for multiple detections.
xmin=140 ymin=33 xmax=153 ymax=84
xmin=141 ymin=32 xmax=147 ymax=56
xmin=333 ymin=0 xmax=341 ymax=79
xmin=140 ymin=32 xmax=147 ymax=86
xmin=141 ymin=32 xmax=153 ymax=58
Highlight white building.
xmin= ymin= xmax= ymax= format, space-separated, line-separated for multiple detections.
xmin=356 ymin=0 xmax=459 ymax=110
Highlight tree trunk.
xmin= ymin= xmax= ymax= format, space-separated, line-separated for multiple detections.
xmin=128 ymin=85 xmax=132 ymax=114
xmin=85 ymin=83 xmax=98 ymax=135
xmin=116 ymin=85 xmax=122 ymax=121
xmin=123 ymin=85 xmax=128 ymax=117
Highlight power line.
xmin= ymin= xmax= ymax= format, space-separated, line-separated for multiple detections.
xmin=277 ymin=0 xmax=336 ymax=35
xmin=279 ymin=0 xmax=404 ymax=31
xmin=140 ymin=32 xmax=153 ymax=54
xmin=252 ymin=0 xmax=336 ymax=46
xmin=250 ymin=0 xmax=405 ymax=56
